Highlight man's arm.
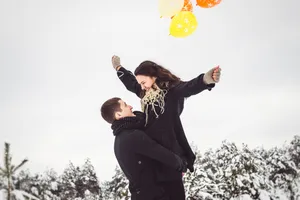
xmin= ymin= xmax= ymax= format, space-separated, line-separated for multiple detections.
xmin=130 ymin=130 xmax=187 ymax=172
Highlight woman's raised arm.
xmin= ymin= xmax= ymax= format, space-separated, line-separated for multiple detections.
xmin=112 ymin=55 xmax=142 ymax=98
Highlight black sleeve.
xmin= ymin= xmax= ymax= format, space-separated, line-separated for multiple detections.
xmin=171 ymin=73 xmax=215 ymax=98
xmin=131 ymin=130 xmax=182 ymax=171
xmin=116 ymin=67 xmax=142 ymax=98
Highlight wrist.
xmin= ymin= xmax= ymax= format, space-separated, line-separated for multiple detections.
xmin=203 ymin=74 xmax=210 ymax=85
xmin=116 ymin=65 xmax=121 ymax=71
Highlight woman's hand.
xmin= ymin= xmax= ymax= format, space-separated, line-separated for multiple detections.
xmin=112 ymin=55 xmax=121 ymax=71
xmin=203 ymin=66 xmax=221 ymax=84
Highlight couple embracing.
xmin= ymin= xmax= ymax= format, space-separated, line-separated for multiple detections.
xmin=101 ymin=56 xmax=221 ymax=200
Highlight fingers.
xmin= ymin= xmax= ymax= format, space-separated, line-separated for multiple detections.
xmin=111 ymin=55 xmax=121 ymax=70
xmin=213 ymin=73 xmax=220 ymax=82
xmin=112 ymin=55 xmax=120 ymax=66
xmin=212 ymin=66 xmax=221 ymax=82
xmin=213 ymin=75 xmax=220 ymax=82
xmin=213 ymin=65 xmax=221 ymax=72
xmin=112 ymin=55 xmax=119 ymax=61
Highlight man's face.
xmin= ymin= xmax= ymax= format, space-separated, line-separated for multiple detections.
xmin=115 ymin=99 xmax=135 ymax=120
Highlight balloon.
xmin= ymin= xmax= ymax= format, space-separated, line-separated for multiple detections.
xmin=158 ymin=0 xmax=184 ymax=18
xmin=182 ymin=0 xmax=193 ymax=12
xmin=196 ymin=0 xmax=221 ymax=8
xmin=169 ymin=11 xmax=198 ymax=38
xmin=170 ymin=0 xmax=192 ymax=19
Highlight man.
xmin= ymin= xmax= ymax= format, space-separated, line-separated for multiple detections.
xmin=101 ymin=97 xmax=187 ymax=200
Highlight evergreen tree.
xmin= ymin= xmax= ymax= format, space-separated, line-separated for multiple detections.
xmin=14 ymin=170 xmax=35 ymax=195
xmin=14 ymin=169 xmax=60 ymax=199
xmin=184 ymin=140 xmax=274 ymax=200
xmin=183 ymin=148 xmax=220 ymax=200
xmin=34 ymin=169 xmax=61 ymax=200
xmin=76 ymin=159 xmax=101 ymax=199
xmin=59 ymin=159 xmax=101 ymax=200
xmin=267 ymin=141 xmax=299 ymax=199
xmin=0 ymin=142 xmax=28 ymax=200
xmin=102 ymin=166 xmax=129 ymax=200
xmin=60 ymin=161 xmax=80 ymax=200
xmin=288 ymin=135 xmax=300 ymax=168
xmin=287 ymin=135 xmax=300 ymax=199
xmin=0 ymin=176 xmax=4 ymax=190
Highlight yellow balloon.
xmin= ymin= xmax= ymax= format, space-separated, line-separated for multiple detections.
xmin=158 ymin=0 xmax=184 ymax=18
xmin=169 ymin=11 xmax=198 ymax=38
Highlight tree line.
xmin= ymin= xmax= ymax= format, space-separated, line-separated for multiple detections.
xmin=0 ymin=135 xmax=299 ymax=200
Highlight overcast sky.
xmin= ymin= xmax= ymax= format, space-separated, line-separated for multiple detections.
xmin=0 ymin=0 xmax=299 ymax=182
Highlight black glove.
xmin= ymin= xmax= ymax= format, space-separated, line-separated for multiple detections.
xmin=187 ymin=162 xmax=194 ymax=172
xmin=187 ymin=154 xmax=196 ymax=172
xmin=175 ymin=155 xmax=188 ymax=173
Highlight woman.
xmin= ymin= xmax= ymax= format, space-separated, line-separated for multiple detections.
xmin=111 ymin=55 xmax=221 ymax=199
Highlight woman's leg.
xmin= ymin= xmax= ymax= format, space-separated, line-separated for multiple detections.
xmin=160 ymin=180 xmax=185 ymax=200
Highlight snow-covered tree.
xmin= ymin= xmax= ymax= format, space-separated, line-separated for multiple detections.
xmin=102 ymin=166 xmax=129 ymax=200
xmin=75 ymin=159 xmax=101 ymax=199
xmin=14 ymin=170 xmax=34 ymax=194
xmin=183 ymin=148 xmax=220 ymax=200
xmin=60 ymin=162 xmax=81 ymax=199
xmin=13 ymin=169 xmax=60 ymax=200
xmin=288 ymin=135 xmax=300 ymax=169
xmin=266 ymin=139 xmax=299 ymax=200
xmin=59 ymin=159 xmax=101 ymax=200
xmin=0 ymin=142 xmax=28 ymax=200
xmin=287 ymin=135 xmax=300 ymax=199
xmin=184 ymin=140 xmax=275 ymax=200
xmin=33 ymin=169 xmax=60 ymax=200
xmin=233 ymin=143 xmax=272 ymax=199
xmin=0 ymin=175 xmax=4 ymax=190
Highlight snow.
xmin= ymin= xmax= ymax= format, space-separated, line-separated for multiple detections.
xmin=1 ymin=136 xmax=299 ymax=200
xmin=183 ymin=137 xmax=300 ymax=200
xmin=0 ymin=189 xmax=40 ymax=200
xmin=0 ymin=190 xmax=4 ymax=200
xmin=50 ymin=181 xmax=58 ymax=190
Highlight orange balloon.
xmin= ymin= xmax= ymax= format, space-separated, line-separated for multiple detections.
xmin=196 ymin=0 xmax=221 ymax=8
xmin=171 ymin=0 xmax=193 ymax=19
xmin=182 ymin=0 xmax=193 ymax=12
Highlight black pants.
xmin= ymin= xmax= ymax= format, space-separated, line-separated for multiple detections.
xmin=130 ymin=185 xmax=168 ymax=200
xmin=159 ymin=180 xmax=185 ymax=200
xmin=130 ymin=180 xmax=185 ymax=200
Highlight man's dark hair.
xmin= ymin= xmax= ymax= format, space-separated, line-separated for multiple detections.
xmin=101 ymin=97 xmax=122 ymax=124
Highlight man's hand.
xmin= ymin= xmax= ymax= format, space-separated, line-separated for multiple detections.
xmin=187 ymin=155 xmax=195 ymax=172
xmin=203 ymin=65 xmax=221 ymax=85
xmin=175 ymin=155 xmax=188 ymax=173
xmin=112 ymin=55 xmax=121 ymax=71
xmin=187 ymin=162 xmax=194 ymax=172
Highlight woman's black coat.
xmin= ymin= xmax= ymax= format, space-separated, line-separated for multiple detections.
xmin=116 ymin=67 xmax=215 ymax=182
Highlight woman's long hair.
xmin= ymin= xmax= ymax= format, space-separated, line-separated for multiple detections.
xmin=134 ymin=60 xmax=181 ymax=98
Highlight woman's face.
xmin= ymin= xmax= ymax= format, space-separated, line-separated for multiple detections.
xmin=136 ymin=75 xmax=156 ymax=91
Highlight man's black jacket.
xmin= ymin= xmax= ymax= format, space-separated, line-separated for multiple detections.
xmin=112 ymin=112 xmax=186 ymax=199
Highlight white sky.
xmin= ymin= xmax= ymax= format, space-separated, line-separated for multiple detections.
xmin=0 ymin=0 xmax=299 ymax=182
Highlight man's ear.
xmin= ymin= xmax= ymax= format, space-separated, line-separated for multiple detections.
xmin=115 ymin=112 xmax=122 ymax=120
